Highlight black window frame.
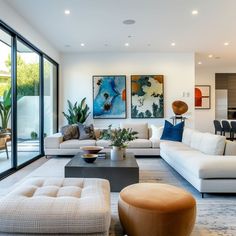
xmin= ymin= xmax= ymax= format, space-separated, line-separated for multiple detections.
xmin=0 ymin=19 xmax=59 ymax=180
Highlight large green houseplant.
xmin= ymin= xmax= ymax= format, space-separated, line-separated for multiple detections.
xmin=0 ymin=88 xmax=11 ymax=130
xmin=62 ymin=98 xmax=90 ymax=124
xmin=100 ymin=125 xmax=138 ymax=160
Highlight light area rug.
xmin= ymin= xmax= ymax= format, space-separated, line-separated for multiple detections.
xmin=1 ymin=157 xmax=236 ymax=236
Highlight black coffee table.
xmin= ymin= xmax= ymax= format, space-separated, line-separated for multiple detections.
xmin=65 ymin=152 xmax=139 ymax=192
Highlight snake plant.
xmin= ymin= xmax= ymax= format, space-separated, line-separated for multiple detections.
xmin=62 ymin=97 xmax=90 ymax=124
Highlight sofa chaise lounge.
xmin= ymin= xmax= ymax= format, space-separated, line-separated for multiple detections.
xmin=160 ymin=127 xmax=236 ymax=195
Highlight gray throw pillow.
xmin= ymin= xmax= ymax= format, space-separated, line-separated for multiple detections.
xmin=61 ymin=124 xmax=79 ymax=141
xmin=77 ymin=123 xmax=95 ymax=140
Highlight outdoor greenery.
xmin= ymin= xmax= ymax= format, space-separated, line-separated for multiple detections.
xmin=62 ymin=98 xmax=90 ymax=124
xmin=4 ymin=54 xmax=40 ymax=98
xmin=99 ymin=125 xmax=138 ymax=148
xmin=2 ymin=54 xmax=51 ymax=97
xmin=0 ymin=88 xmax=11 ymax=129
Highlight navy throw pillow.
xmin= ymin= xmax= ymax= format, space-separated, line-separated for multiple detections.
xmin=160 ymin=120 xmax=185 ymax=142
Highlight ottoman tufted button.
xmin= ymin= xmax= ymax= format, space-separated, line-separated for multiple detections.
xmin=57 ymin=186 xmax=82 ymax=198
xmin=34 ymin=186 xmax=59 ymax=197
xmin=0 ymin=177 xmax=111 ymax=235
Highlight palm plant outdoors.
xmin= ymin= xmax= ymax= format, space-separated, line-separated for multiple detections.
xmin=62 ymin=97 xmax=90 ymax=124
xmin=0 ymin=88 xmax=11 ymax=130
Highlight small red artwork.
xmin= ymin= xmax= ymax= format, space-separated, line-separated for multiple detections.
xmin=195 ymin=85 xmax=211 ymax=109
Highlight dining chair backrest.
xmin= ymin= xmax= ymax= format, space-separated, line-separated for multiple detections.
xmin=222 ymin=120 xmax=231 ymax=132
xmin=231 ymin=121 xmax=236 ymax=132
xmin=213 ymin=120 xmax=223 ymax=132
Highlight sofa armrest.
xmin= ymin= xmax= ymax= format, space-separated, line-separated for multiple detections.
xmin=150 ymin=138 xmax=161 ymax=148
xmin=44 ymin=133 xmax=63 ymax=149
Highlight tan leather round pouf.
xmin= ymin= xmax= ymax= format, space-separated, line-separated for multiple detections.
xmin=118 ymin=183 xmax=196 ymax=236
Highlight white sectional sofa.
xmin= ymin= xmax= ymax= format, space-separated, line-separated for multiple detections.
xmin=44 ymin=123 xmax=161 ymax=156
xmin=160 ymin=128 xmax=236 ymax=195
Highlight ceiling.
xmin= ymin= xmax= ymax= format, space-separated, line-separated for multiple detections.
xmin=4 ymin=0 xmax=236 ymax=67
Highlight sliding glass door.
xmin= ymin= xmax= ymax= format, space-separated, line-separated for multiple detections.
xmin=0 ymin=20 xmax=59 ymax=178
xmin=16 ymin=40 xmax=40 ymax=165
xmin=0 ymin=28 xmax=12 ymax=174
xmin=44 ymin=58 xmax=58 ymax=136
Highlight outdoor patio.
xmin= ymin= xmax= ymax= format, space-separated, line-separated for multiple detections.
xmin=0 ymin=140 xmax=39 ymax=173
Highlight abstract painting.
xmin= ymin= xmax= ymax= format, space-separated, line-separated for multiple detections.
xmin=131 ymin=75 xmax=164 ymax=118
xmin=195 ymin=85 xmax=211 ymax=109
xmin=93 ymin=75 xmax=126 ymax=118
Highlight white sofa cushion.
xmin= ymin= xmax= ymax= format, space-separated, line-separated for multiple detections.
xmin=224 ymin=140 xmax=236 ymax=155
xmin=96 ymin=139 xmax=111 ymax=148
xmin=190 ymin=130 xmax=226 ymax=155
xmin=127 ymin=139 xmax=152 ymax=148
xmin=182 ymin=128 xmax=194 ymax=146
xmin=120 ymin=123 xmax=148 ymax=139
xmin=190 ymin=130 xmax=204 ymax=150
xmin=199 ymin=133 xmax=226 ymax=155
xmin=161 ymin=141 xmax=236 ymax=179
xmin=60 ymin=139 xmax=96 ymax=149
xmin=0 ymin=177 xmax=110 ymax=234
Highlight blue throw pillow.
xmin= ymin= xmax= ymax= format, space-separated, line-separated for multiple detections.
xmin=160 ymin=120 xmax=185 ymax=142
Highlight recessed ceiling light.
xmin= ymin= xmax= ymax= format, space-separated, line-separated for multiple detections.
xmin=192 ymin=10 xmax=198 ymax=15
xmin=80 ymin=43 xmax=85 ymax=47
xmin=64 ymin=9 xmax=70 ymax=15
xmin=208 ymin=54 xmax=213 ymax=58
xmin=198 ymin=61 xmax=202 ymax=65
xmin=171 ymin=42 xmax=176 ymax=46
xmin=124 ymin=43 xmax=129 ymax=47
xmin=123 ymin=19 xmax=136 ymax=25
xmin=224 ymin=42 xmax=230 ymax=46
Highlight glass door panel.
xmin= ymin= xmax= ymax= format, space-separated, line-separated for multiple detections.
xmin=0 ymin=28 xmax=12 ymax=173
xmin=44 ymin=58 xmax=57 ymax=136
xmin=16 ymin=40 xmax=40 ymax=165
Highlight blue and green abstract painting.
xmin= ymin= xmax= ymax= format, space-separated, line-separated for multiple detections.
xmin=93 ymin=76 xmax=126 ymax=118
xmin=131 ymin=75 xmax=164 ymax=118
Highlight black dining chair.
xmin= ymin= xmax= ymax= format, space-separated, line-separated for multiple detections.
xmin=230 ymin=121 xmax=236 ymax=140
xmin=222 ymin=120 xmax=233 ymax=140
xmin=213 ymin=120 xmax=223 ymax=135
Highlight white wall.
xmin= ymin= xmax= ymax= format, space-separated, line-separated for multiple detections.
xmin=195 ymin=65 xmax=236 ymax=132
xmin=60 ymin=52 xmax=195 ymax=128
xmin=0 ymin=0 xmax=60 ymax=63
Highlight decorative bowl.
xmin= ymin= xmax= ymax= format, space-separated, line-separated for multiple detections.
xmin=81 ymin=154 xmax=98 ymax=163
xmin=80 ymin=146 xmax=104 ymax=154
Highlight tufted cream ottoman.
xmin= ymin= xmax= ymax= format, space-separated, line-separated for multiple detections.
xmin=0 ymin=177 xmax=111 ymax=235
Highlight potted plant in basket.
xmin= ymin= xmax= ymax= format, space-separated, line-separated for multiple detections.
xmin=100 ymin=125 xmax=138 ymax=161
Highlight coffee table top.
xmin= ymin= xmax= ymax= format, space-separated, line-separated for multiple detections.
xmin=66 ymin=152 xmax=139 ymax=168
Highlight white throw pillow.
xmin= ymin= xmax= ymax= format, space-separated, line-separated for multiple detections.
xmin=150 ymin=125 xmax=164 ymax=140
xmin=199 ymin=133 xmax=226 ymax=155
